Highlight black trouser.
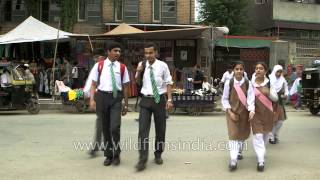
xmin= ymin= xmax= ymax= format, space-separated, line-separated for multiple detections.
xmin=95 ymin=90 xmax=123 ymax=159
xmin=138 ymin=95 xmax=167 ymax=163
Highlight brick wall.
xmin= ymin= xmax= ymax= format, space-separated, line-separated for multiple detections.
xmin=102 ymin=0 xmax=114 ymax=23
xmin=139 ymin=0 xmax=152 ymax=23
xmin=177 ymin=0 xmax=194 ymax=24
xmin=102 ymin=0 xmax=195 ymax=24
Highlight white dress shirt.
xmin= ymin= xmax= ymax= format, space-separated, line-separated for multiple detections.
xmin=289 ymin=77 xmax=301 ymax=95
xmin=83 ymin=68 xmax=96 ymax=97
xmin=221 ymin=71 xmax=233 ymax=83
xmin=91 ymin=58 xmax=130 ymax=91
xmin=252 ymin=78 xmax=278 ymax=102
xmin=139 ymin=59 xmax=173 ymax=96
xmin=221 ymin=77 xmax=255 ymax=112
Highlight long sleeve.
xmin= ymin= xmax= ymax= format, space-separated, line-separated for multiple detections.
xmin=284 ymin=80 xmax=289 ymax=96
xmin=247 ymin=81 xmax=255 ymax=112
xmin=83 ymin=68 xmax=95 ymax=96
xmin=221 ymin=79 xmax=231 ymax=110
xmin=290 ymin=79 xmax=299 ymax=95
xmin=221 ymin=72 xmax=227 ymax=83
xmin=269 ymin=86 xmax=279 ymax=102
xmin=163 ymin=64 xmax=173 ymax=85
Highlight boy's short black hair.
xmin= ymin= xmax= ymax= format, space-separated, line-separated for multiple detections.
xmin=107 ymin=42 xmax=123 ymax=51
xmin=144 ymin=42 xmax=158 ymax=51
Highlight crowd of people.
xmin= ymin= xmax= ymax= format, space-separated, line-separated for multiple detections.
xmin=82 ymin=41 xmax=304 ymax=173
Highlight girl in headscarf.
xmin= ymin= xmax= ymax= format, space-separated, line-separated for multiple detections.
xmin=221 ymin=61 xmax=255 ymax=171
xmin=269 ymin=65 xmax=289 ymax=144
xmin=251 ymin=62 xmax=278 ymax=172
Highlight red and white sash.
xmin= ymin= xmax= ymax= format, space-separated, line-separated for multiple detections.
xmin=233 ymin=83 xmax=247 ymax=109
xmin=254 ymin=87 xmax=273 ymax=112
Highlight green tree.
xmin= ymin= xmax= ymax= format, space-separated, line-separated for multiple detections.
xmin=57 ymin=0 xmax=78 ymax=32
xmin=198 ymin=0 xmax=250 ymax=35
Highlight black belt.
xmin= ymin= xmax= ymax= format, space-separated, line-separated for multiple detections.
xmin=143 ymin=94 xmax=165 ymax=98
xmin=98 ymin=90 xmax=122 ymax=94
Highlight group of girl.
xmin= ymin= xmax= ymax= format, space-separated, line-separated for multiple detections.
xmin=222 ymin=61 xmax=288 ymax=172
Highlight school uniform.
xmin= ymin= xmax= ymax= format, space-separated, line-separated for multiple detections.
xmin=137 ymin=59 xmax=173 ymax=164
xmin=251 ymin=78 xmax=278 ymax=168
xmin=222 ymin=77 xmax=255 ymax=168
xmin=269 ymin=65 xmax=289 ymax=143
xmin=91 ymin=58 xmax=130 ymax=161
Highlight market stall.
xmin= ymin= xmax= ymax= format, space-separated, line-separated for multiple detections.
xmin=171 ymin=85 xmax=217 ymax=116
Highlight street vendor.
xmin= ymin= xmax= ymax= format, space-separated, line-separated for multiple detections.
xmin=192 ymin=64 xmax=204 ymax=90
xmin=23 ymin=64 xmax=36 ymax=84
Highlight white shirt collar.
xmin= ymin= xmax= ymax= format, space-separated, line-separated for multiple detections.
xmin=233 ymin=77 xmax=245 ymax=84
xmin=253 ymin=77 xmax=269 ymax=87
xmin=146 ymin=59 xmax=158 ymax=69
xmin=105 ymin=58 xmax=119 ymax=66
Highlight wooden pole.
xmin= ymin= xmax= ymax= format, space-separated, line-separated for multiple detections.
xmin=51 ymin=20 xmax=60 ymax=102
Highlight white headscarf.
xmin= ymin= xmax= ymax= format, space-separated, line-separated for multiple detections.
xmin=270 ymin=65 xmax=286 ymax=93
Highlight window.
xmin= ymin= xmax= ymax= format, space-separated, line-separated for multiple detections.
xmin=255 ymin=0 xmax=266 ymax=4
xmin=78 ymin=0 xmax=87 ymax=21
xmin=311 ymin=31 xmax=320 ymax=40
xmin=115 ymin=0 xmax=123 ymax=21
xmin=283 ymin=0 xmax=320 ymax=4
xmin=153 ymin=0 xmax=161 ymax=22
xmin=162 ymin=0 xmax=176 ymax=24
xmin=124 ymin=0 xmax=139 ymax=23
xmin=15 ymin=0 xmax=24 ymax=10
xmin=300 ymin=31 xmax=310 ymax=39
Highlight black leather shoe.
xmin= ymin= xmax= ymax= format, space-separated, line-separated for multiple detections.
xmin=237 ymin=154 xmax=243 ymax=160
xmin=113 ymin=157 xmax=120 ymax=166
xmin=274 ymin=138 xmax=279 ymax=144
xmin=269 ymin=139 xmax=276 ymax=144
xmin=103 ymin=158 xmax=113 ymax=166
xmin=229 ymin=161 xmax=237 ymax=172
xmin=135 ymin=162 xmax=146 ymax=172
xmin=257 ymin=162 xmax=265 ymax=172
xmin=154 ymin=157 xmax=163 ymax=165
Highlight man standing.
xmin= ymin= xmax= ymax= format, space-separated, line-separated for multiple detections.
xmin=85 ymin=48 xmax=106 ymax=157
xmin=192 ymin=64 xmax=204 ymax=90
xmin=221 ymin=64 xmax=233 ymax=84
xmin=89 ymin=42 xmax=130 ymax=166
xmin=135 ymin=43 xmax=173 ymax=171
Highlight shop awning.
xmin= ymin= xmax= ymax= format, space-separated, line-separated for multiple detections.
xmin=87 ymin=26 xmax=209 ymax=40
xmin=0 ymin=16 xmax=75 ymax=44
xmin=215 ymin=36 xmax=274 ymax=48
xmin=102 ymin=23 xmax=144 ymax=36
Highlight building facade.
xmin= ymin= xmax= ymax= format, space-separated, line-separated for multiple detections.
xmin=249 ymin=0 xmax=320 ymax=67
xmin=0 ymin=0 xmax=103 ymax=34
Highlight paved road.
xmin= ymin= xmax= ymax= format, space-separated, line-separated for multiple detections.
xmin=0 ymin=111 xmax=319 ymax=180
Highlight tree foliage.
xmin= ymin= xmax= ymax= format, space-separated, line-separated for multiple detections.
xmin=198 ymin=0 xmax=250 ymax=35
xmin=25 ymin=0 xmax=78 ymax=32
xmin=57 ymin=0 xmax=78 ymax=32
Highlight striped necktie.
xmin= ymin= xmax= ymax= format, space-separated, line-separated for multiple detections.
xmin=149 ymin=66 xmax=160 ymax=104
xmin=110 ymin=62 xmax=117 ymax=98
